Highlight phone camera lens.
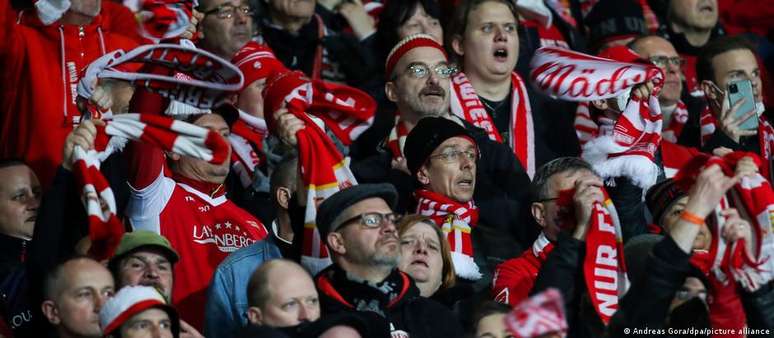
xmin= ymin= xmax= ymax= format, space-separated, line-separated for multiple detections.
xmin=730 ymin=84 xmax=738 ymax=93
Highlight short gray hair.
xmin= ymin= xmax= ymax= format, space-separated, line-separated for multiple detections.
xmin=530 ymin=157 xmax=596 ymax=201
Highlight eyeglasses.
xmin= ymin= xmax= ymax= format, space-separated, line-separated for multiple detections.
xmin=202 ymin=4 xmax=253 ymax=19
xmin=403 ymin=62 xmax=458 ymax=80
xmin=675 ymin=289 xmax=707 ymax=302
xmin=428 ymin=149 xmax=479 ymax=164
xmin=649 ymin=56 xmax=684 ymax=69
xmin=337 ymin=212 xmax=402 ymax=230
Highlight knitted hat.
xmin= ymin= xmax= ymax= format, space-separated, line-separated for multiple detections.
xmin=100 ymin=286 xmax=180 ymax=337
xmin=645 ymin=178 xmax=688 ymax=226
xmin=315 ymin=183 xmax=398 ymax=238
xmin=404 ymin=117 xmax=475 ymax=175
xmin=385 ymin=33 xmax=447 ymax=77
xmin=231 ymin=41 xmax=287 ymax=91
xmin=584 ymin=0 xmax=647 ymax=49
xmin=108 ymin=231 xmax=179 ymax=271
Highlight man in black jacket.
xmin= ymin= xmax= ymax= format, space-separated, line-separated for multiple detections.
xmin=314 ymin=183 xmax=463 ymax=338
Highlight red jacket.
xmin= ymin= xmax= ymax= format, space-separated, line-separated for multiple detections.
xmin=0 ymin=3 xmax=137 ymax=187
xmin=491 ymin=233 xmax=554 ymax=306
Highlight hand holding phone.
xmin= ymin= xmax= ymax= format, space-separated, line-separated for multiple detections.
xmin=727 ymin=79 xmax=758 ymax=131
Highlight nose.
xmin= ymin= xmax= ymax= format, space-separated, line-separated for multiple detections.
xmin=26 ymin=193 xmax=40 ymax=210
xmin=381 ymin=218 xmax=397 ymax=234
xmin=494 ymin=25 xmax=507 ymax=42
xmin=459 ymin=154 xmax=475 ymax=169
xmin=233 ymin=7 xmax=249 ymax=23
xmin=414 ymin=240 xmax=428 ymax=255
xmin=151 ymin=323 xmax=163 ymax=338
xmin=144 ymin=264 xmax=160 ymax=280
xmin=297 ymin=303 xmax=309 ymax=322
xmin=94 ymin=293 xmax=108 ymax=313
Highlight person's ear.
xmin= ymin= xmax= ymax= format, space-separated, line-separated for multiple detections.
xmin=385 ymin=81 xmax=398 ymax=103
xmin=590 ymin=99 xmax=608 ymax=111
xmin=531 ymin=202 xmax=547 ymax=228
xmin=451 ymin=34 xmax=465 ymax=57
xmin=327 ymin=232 xmax=347 ymax=256
xmin=417 ymin=165 xmax=431 ymax=185
xmin=276 ymin=187 xmax=292 ymax=210
xmin=246 ymin=306 xmax=263 ymax=325
xmin=41 ymin=300 xmax=61 ymax=325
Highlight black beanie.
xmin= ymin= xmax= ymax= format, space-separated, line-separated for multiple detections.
xmin=645 ymin=179 xmax=688 ymax=226
xmin=404 ymin=117 xmax=474 ymax=176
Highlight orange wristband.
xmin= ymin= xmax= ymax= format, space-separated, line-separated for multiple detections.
xmin=680 ymin=211 xmax=705 ymax=225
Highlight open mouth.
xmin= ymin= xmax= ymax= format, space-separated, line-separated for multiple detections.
xmin=26 ymin=216 xmax=36 ymax=223
xmin=411 ymin=259 xmax=429 ymax=268
xmin=421 ymin=87 xmax=445 ymax=98
xmin=457 ymin=176 xmax=474 ymax=188
xmin=698 ymin=3 xmax=714 ymax=12
xmin=493 ymin=48 xmax=509 ymax=62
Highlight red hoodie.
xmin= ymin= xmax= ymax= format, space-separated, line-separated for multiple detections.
xmin=0 ymin=2 xmax=137 ymax=187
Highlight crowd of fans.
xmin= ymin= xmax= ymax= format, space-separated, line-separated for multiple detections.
xmin=1 ymin=0 xmax=774 ymax=337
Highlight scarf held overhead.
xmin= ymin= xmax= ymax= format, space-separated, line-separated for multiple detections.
xmin=530 ymin=47 xmax=665 ymax=189
xmin=76 ymin=42 xmax=243 ymax=111
xmin=264 ymin=71 xmax=375 ymax=274
xmin=450 ymin=72 xmax=535 ymax=178
xmin=75 ymin=113 xmax=229 ymax=260
xmin=415 ymin=189 xmax=482 ymax=280
xmin=675 ymin=153 xmax=774 ymax=293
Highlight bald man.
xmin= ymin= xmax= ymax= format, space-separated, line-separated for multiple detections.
xmin=246 ymin=259 xmax=320 ymax=328
xmin=630 ymin=36 xmax=685 ymax=132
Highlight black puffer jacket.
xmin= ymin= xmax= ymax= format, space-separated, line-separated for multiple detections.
xmin=315 ymin=265 xmax=463 ymax=338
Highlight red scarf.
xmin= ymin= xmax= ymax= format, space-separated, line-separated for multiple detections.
xmin=76 ymin=113 xmax=229 ymax=260
xmin=700 ymin=107 xmax=774 ymax=170
xmin=415 ymin=189 xmax=482 ymax=280
xmin=531 ymin=46 xmax=665 ymax=189
xmin=138 ymin=0 xmax=193 ymax=42
xmin=264 ymin=71 xmax=375 ymax=274
xmin=77 ymin=42 xmax=243 ymax=112
xmin=450 ymin=72 xmax=535 ymax=177
xmin=504 ymin=288 xmax=569 ymax=338
xmin=555 ymin=188 xmax=628 ymax=324
xmin=675 ymin=153 xmax=774 ymax=292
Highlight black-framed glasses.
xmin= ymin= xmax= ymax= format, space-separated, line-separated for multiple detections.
xmin=649 ymin=56 xmax=684 ymax=69
xmin=202 ymin=4 xmax=253 ymax=19
xmin=403 ymin=62 xmax=458 ymax=80
xmin=428 ymin=149 xmax=479 ymax=164
xmin=337 ymin=212 xmax=402 ymax=230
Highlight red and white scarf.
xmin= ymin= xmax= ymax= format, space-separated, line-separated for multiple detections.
xmin=264 ymin=71 xmax=375 ymax=274
xmin=699 ymin=106 xmax=774 ymax=161
xmin=450 ymin=72 xmax=535 ymax=177
xmin=137 ymin=0 xmax=194 ymax=42
xmin=675 ymin=152 xmax=774 ymax=293
xmin=229 ymin=111 xmax=268 ymax=188
xmin=77 ymin=41 xmax=243 ymax=112
xmin=386 ymin=115 xmax=410 ymax=160
xmin=530 ymin=46 xmax=664 ymax=189
xmin=504 ymin=288 xmax=569 ymax=338
xmin=555 ymin=188 xmax=628 ymax=324
xmin=74 ymin=113 xmax=229 ymax=260
xmin=415 ymin=189 xmax=482 ymax=280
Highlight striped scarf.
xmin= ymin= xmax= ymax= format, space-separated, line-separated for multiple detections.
xmin=75 ymin=114 xmax=229 ymax=260
xmin=263 ymin=71 xmax=375 ymax=274
xmin=450 ymin=71 xmax=535 ymax=178
xmin=415 ymin=189 xmax=482 ymax=280
xmin=386 ymin=115 xmax=410 ymax=160
xmin=530 ymin=46 xmax=664 ymax=189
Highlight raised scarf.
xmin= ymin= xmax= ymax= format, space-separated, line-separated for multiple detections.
xmin=450 ymin=71 xmax=535 ymax=177
xmin=76 ymin=41 xmax=243 ymax=113
xmin=228 ymin=111 xmax=268 ymax=188
xmin=415 ymin=189 xmax=482 ymax=280
xmin=555 ymin=187 xmax=628 ymax=324
xmin=675 ymin=153 xmax=774 ymax=292
xmin=138 ymin=0 xmax=193 ymax=42
xmin=504 ymin=288 xmax=569 ymax=338
xmin=530 ymin=46 xmax=664 ymax=189
xmin=264 ymin=71 xmax=375 ymax=274
xmin=75 ymin=113 xmax=229 ymax=260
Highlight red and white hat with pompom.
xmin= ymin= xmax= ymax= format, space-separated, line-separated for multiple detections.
xmin=385 ymin=33 xmax=446 ymax=77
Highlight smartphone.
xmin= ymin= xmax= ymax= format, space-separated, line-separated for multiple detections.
xmin=727 ymin=79 xmax=758 ymax=130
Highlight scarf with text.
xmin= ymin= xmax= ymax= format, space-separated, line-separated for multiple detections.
xmin=530 ymin=46 xmax=664 ymax=189
xmin=675 ymin=152 xmax=774 ymax=293
xmin=76 ymin=42 xmax=243 ymax=113
xmin=415 ymin=189 xmax=482 ymax=280
xmin=505 ymin=288 xmax=568 ymax=338
xmin=264 ymin=71 xmax=375 ymax=274
xmin=555 ymin=187 xmax=628 ymax=324
xmin=75 ymin=113 xmax=229 ymax=260
xmin=450 ymin=72 xmax=536 ymax=177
